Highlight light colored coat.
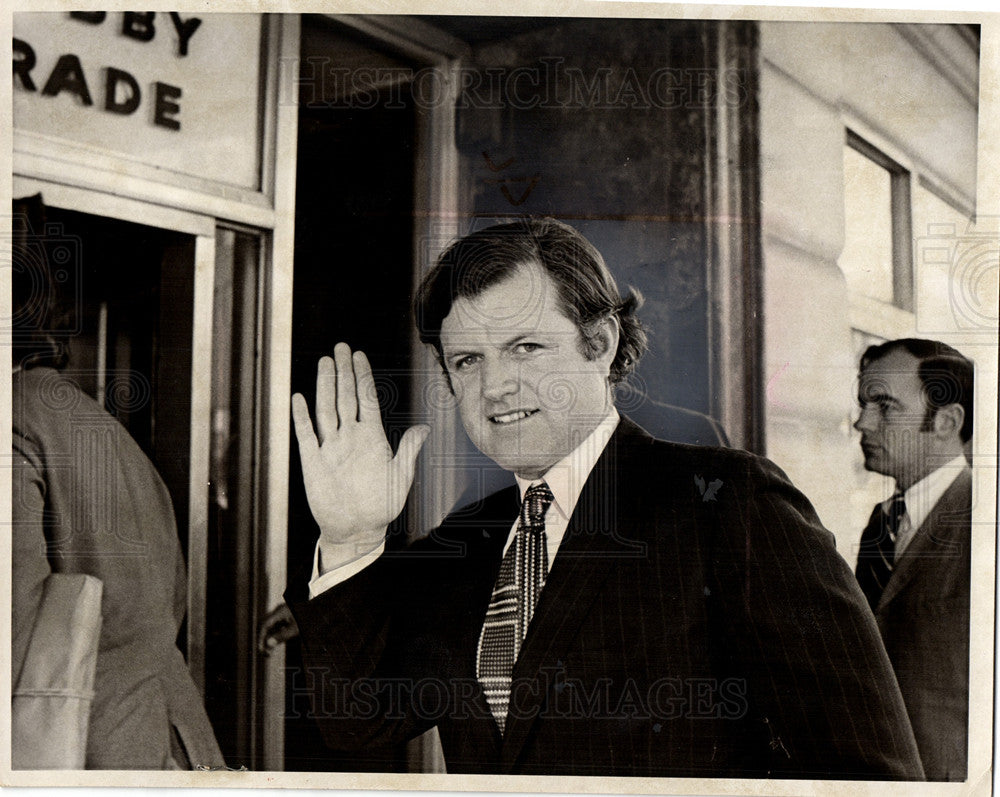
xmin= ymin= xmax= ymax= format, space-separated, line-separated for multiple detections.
xmin=12 ymin=367 xmax=224 ymax=770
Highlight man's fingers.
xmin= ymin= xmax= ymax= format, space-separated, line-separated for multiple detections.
xmin=353 ymin=350 xmax=379 ymax=423
xmin=392 ymin=425 xmax=431 ymax=487
xmin=334 ymin=343 xmax=359 ymax=425
xmin=291 ymin=393 xmax=320 ymax=463
xmin=314 ymin=356 xmax=337 ymax=443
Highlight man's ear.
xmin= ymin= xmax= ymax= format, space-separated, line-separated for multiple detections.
xmin=594 ymin=315 xmax=620 ymax=365
xmin=932 ymin=402 xmax=964 ymax=439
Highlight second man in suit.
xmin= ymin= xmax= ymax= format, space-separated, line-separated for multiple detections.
xmin=854 ymin=338 xmax=973 ymax=781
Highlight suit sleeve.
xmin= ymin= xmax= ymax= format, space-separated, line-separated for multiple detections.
xmin=709 ymin=453 xmax=925 ymax=780
xmin=284 ymin=545 xmax=438 ymax=752
xmin=11 ymin=440 xmax=54 ymax=688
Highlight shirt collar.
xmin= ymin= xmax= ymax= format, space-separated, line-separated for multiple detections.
xmin=514 ymin=408 xmax=620 ymax=521
xmin=886 ymin=455 xmax=968 ymax=532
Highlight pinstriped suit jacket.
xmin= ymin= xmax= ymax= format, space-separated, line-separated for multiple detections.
xmin=287 ymin=418 xmax=924 ymax=778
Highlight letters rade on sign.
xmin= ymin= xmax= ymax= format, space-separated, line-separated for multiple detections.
xmin=12 ymin=13 xmax=203 ymax=132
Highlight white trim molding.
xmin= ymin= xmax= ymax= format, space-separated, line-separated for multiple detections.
xmin=893 ymin=23 xmax=980 ymax=108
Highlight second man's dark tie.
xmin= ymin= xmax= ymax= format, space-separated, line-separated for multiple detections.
xmin=855 ymin=493 xmax=906 ymax=611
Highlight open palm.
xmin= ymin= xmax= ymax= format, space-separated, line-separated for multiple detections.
xmin=292 ymin=344 xmax=429 ymax=561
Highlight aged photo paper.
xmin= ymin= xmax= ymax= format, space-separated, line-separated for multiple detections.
xmin=3 ymin=0 xmax=998 ymax=796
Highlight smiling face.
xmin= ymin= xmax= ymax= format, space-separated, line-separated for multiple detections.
xmin=853 ymin=348 xmax=936 ymax=490
xmin=439 ymin=260 xmax=617 ymax=479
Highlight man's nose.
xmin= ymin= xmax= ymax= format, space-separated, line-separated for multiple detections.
xmin=854 ymin=405 xmax=873 ymax=432
xmin=481 ymin=357 xmax=517 ymax=401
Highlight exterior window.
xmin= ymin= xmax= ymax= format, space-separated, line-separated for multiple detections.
xmin=841 ymin=131 xmax=913 ymax=310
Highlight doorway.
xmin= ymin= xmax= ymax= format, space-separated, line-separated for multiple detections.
xmin=20 ymin=198 xmax=270 ymax=770
xmin=36 ymin=205 xmax=196 ymax=549
xmin=284 ymin=15 xmax=419 ymax=773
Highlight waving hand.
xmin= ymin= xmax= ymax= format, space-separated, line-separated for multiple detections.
xmin=292 ymin=343 xmax=430 ymax=570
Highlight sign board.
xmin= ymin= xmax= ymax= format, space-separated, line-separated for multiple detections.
xmin=13 ymin=12 xmax=264 ymax=191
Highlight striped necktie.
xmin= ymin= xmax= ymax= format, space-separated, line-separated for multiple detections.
xmin=477 ymin=482 xmax=554 ymax=733
xmin=855 ymin=493 xmax=907 ymax=611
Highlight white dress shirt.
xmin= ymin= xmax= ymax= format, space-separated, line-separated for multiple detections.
xmin=887 ymin=455 xmax=968 ymax=559
xmin=309 ymin=409 xmax=620 ymax=598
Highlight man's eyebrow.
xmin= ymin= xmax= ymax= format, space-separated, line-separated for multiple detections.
xmin=503 ymin=333 xmax=539 ymax=348
xmin=444 ymin=333 xmax=544 ymax=357
xmin=858 ymin=388 xmax=900 ymax=405
xmin=443 ymin=346 xmax=481 ymax=360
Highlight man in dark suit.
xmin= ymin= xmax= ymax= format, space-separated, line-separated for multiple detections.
xmin=853 ymin=338 xmax=973 ymax=781
xmin=287 ymin=218 xmax=923 ymax=778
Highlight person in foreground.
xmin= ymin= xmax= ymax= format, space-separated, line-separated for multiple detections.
xmin=11 ymin=195 xmax=224 ymax=769
xmin=854 ymin=338 xmax=973 ymax=781
xmin=286 ymin=218 xmax=924 ymax=778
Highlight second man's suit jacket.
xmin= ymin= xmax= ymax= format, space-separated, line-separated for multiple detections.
xmin=287 ymin=418 xmax=924 ymax=779
xmin=870 ymin=467 xmax=972 ymax=781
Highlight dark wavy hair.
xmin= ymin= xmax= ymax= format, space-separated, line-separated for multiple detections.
xmin=11 ymin=195 xmax=71 ymax=370
xmin=861 ymin=338 xmax=974 ymax=443
xmin=415 ymin=218 xmax=648 ymax=389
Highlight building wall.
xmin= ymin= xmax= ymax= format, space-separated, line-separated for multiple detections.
xmin=456 ymin=19 xmax=719 ymax=417
xmin=409 ymin=18 xmax=754 ymax=503
xmin=758 ymin=22 xmax=981 ymax=554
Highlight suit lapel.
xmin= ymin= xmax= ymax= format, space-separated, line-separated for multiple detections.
xmin=878 ymin=467 xmax=972 ymax=612
xmin=500 ymin=419 xmax=652 ymax=768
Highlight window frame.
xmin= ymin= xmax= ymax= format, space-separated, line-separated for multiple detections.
xmin=844 ymin=128 xmax=914 ymax=313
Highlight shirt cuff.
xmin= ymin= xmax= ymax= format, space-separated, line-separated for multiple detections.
xmin=308 ymin=541 xmax=385 ymax=599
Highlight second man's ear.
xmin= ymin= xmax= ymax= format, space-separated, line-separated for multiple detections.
xmin=932 ymin=402 xmax=964 ymax=438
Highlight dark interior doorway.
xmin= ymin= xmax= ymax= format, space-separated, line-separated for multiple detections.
xmin=38 ymin=205 xmax=196 ymax=553
xmin=284 ymin=15 xmax=418 ymax=772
